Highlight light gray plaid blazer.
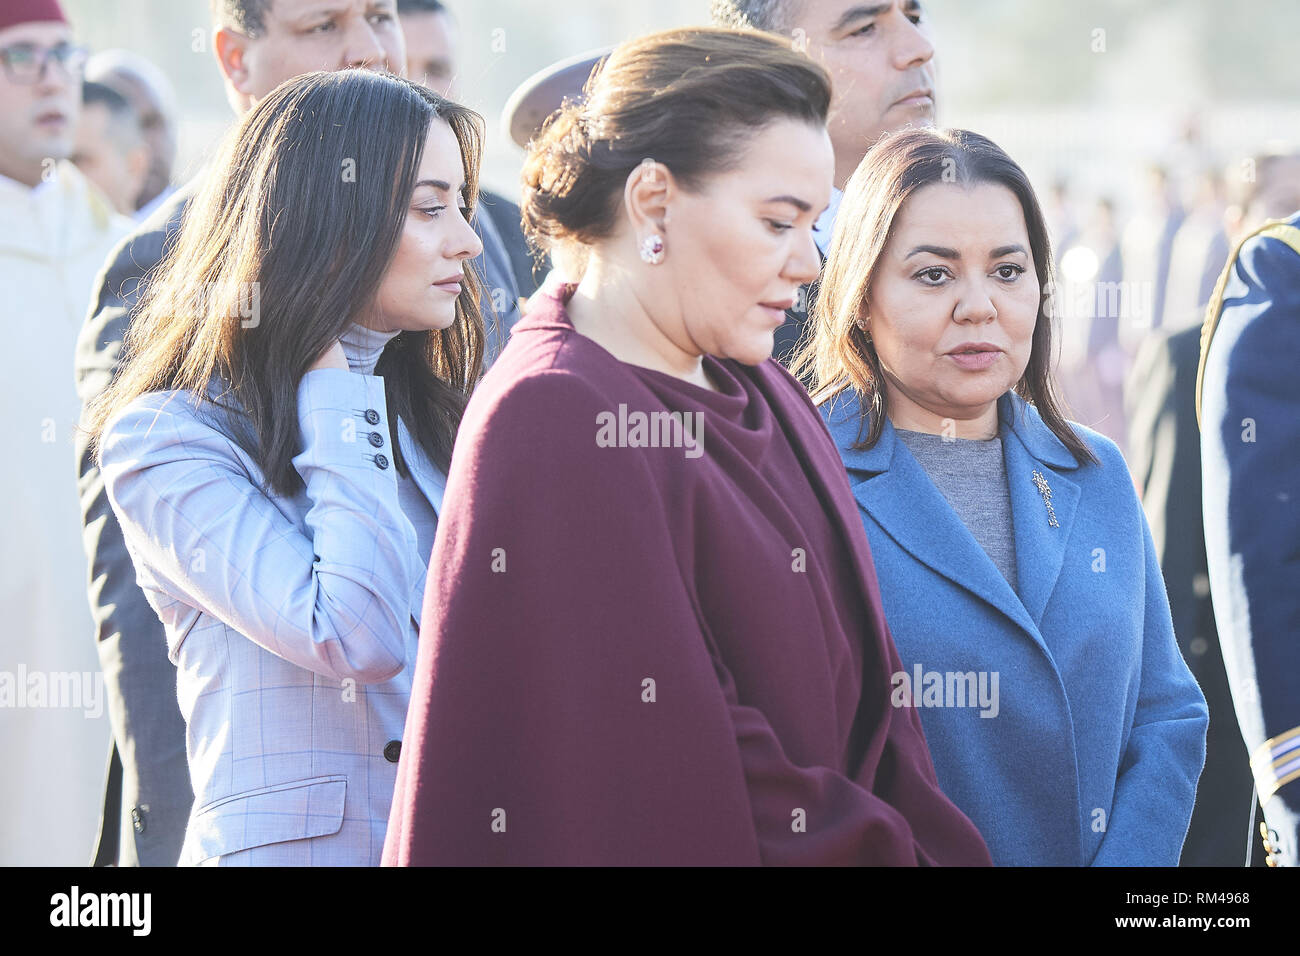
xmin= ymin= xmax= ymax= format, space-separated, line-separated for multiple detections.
xmin=100 ymin=368 xmax=444 ymax=866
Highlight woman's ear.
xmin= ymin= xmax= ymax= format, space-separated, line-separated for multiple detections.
xmin=623 ymin=158 xmax=674 ymax=238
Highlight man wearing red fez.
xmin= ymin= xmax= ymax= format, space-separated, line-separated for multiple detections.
xmin=0 ymin=0 xmax=130 ymax=867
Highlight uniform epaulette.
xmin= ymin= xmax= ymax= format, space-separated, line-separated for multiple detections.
xmin=1195 ymin=218 xmax=1300 ymax=428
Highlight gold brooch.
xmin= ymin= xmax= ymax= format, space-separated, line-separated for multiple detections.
xmin=1032 ymin=470 xmax=1060 ymax=528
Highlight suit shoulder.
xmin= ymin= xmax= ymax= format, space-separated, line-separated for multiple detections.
xmin=102 ymin=211 xmax=177 ymax=284
xmin=479 ymin=189 xmax=522 ymax=222
xmin=103 ymin=389 xmax=207 ymax=444
xmin=460 ymin=339 xmax=671 ymax=494
xmin=97 ymin=191 xmax=189 ymax=292
xmin=815 ymin=388 xmax=868 ymax=446
xmin=102 ymin=386 xmax=249 ymax=465
xmin=1229 ymin=220 xmax=1300 ymax=305
xmin=467 ymin=341 xmax=623 ymax=439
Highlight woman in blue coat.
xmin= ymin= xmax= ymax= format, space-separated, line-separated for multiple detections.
xmin=795 ymin=128 xmax=1208 ymax=865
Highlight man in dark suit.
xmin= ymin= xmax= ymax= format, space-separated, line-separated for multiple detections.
xmin=79 ymin=179 xmax=192 ymax=867
xmin=1127 ymin=323 xmax=1262 ymax=865
xmin=1200 ymin=209 xmax=1300 ymax=867
xmin=77 ymin=0 xmax=522 ymax=866
xmin=710 ymin=0 xmax=937 ymax=366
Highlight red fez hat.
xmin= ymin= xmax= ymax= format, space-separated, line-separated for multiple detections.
xmin=0 ymin=0 xmax=68 ymax=34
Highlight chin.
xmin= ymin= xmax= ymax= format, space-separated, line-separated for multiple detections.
xmin=726 ymin=336 xmax=776 ymax=367
xmin=951 ymin=384 xmax=1010 ymax=414
xmin=424 ymin=304 xmax=460 ymax=332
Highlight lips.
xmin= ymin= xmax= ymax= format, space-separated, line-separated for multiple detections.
xmin=758 ymin=296 xmax=797 ymax=326
xmin=947 ymin=342 xmax=1002 ymax=355
xmin=946 ymin=343 xmax=1002 ymax=371
xmin=892 ymin=89 xmax=933 ymax=109
xmin=432 ymin=274 xmax=462 ymax=294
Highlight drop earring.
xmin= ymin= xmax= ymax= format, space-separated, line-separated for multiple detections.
xmin=639 ymin=234 xmax=665 ymax=265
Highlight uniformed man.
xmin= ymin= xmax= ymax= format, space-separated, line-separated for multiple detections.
xmin=1199 ymin=206 xmax=1300 ymax=867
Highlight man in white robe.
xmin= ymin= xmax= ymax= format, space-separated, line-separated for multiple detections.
xmin=0 ymin=0 xmax=129 ymax=865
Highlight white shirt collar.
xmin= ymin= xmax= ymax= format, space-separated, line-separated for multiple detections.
xmin=812 ymin=186 xmax=844 ymax=257
xmin=0 ymin=168 xmax=56 ymax=200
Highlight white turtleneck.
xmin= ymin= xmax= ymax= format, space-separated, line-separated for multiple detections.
xmin=337 ymin=321 xmax=441 ymax=567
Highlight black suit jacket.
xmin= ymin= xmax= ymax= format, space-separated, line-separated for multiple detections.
xmin=77 ymin=185 xmax=195 ymax=867
xmin=773 ymin=251 xmax=826 ymax=372
xmin=1126 ymin=323 xmax=1263 ymax=866
xmin=478 ymin=189 xmax=544 ymax=298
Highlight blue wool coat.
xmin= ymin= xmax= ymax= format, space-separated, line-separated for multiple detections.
xmin=821 ymin=390 xmax=1208 ymax=866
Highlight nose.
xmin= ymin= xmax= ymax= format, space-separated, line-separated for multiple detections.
xmin=954 ymin=279 xmax=997 ymax=325
xmin=785 ymin=226 xmax=822 ymax=287
xmin=450 ymin=208 xmax=485 ymax=262
xmin=344 ymin=19 xmax=388 ymax=71
xmin=892 ymin=13 xmax=935 ymax=70
xmin=35 ymin=55 xmax=73 ymax=94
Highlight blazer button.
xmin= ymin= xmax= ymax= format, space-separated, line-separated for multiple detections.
xmin=368 ymin=431 xmax=384 ymax=448
xmin=374 ymin=453 xmax=389 ymax=470
xmin=365 ymin=409 xmax=380 ymax=425
xmin=383 ymin=740 xmax=401 ymax=763
xmin=130 ymin=806 xmax=146 ymax=834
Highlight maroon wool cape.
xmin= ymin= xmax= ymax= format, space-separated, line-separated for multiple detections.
xmin=382 ymin=288 xmax=991 ymax=866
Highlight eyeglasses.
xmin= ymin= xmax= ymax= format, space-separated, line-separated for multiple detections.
xmin=0 ymin=42 xmax=89 ymax=85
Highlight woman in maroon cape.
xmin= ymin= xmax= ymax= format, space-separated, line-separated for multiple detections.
xmin=382 ymin=27 xmax=992 ymax=866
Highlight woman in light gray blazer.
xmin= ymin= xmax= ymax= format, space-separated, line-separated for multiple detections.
xmin=83 ymin=69 xmax=487 ymax=865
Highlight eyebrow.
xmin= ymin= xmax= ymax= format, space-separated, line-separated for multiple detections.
xmin=290 ymin=5 xmax=346 ymax=25
xmin=764 ymin=194 xmax=813 ymax=212
xmin=833 ymin=1 xmax=923 ymax=32
xmin=414 ymin=179 xmax=468 ymax=194
xmin=990 ymin=243 xmax=1028 ymax=258
xmin=293 ymin=0 xmax=388 ymax=23
xmin=904 ymin=243 xmax=1028 ymax=259
xmin=833 ymin=5 xmax=888 ymax=31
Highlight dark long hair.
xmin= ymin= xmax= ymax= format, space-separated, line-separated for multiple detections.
xmin=792 ymin=127 xmax=1098 ymax=466
xmin=84 ymin=68 xmax=487 ymax=493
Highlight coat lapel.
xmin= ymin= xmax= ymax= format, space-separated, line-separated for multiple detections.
xmin=829 ymin=395 xmax=1043 ymax=645
xmin=999 ymin=397 xmax=1082 ymax=629
xmin=396 ymin=417 xmax=447 ymax=515
xmin=825 ymin=391 xmax=1087 ymax=651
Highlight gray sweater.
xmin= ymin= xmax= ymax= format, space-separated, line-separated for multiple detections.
xmin=895 ymin=428 xmax=1019 ymax=592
